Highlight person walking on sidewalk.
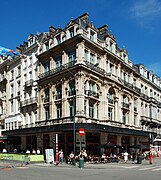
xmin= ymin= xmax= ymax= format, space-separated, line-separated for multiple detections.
xmin=59 ymin=149 xmax=64 ymax=164
xmin=123 ymin=151 xmax=128 ymax=163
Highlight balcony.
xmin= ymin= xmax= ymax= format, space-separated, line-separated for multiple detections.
xmin=25 ymin=79 xmax=34 ymax=88
xmin=124 ymin=81 xmax=141 ymax=93
xmin=84 ymin=61 xmax=105 ymax=75
xmin=108 ymin=98 xmax=114 ymax=104
xmin=85 ymin=90 xmax=99 ymax=98
xmin=44 ymin=97 xmax=49 ymax=103
xmin=140 ymin=116 xmax=151 ymax=126
xmin=20 ymin=97 xmax=38 ymax=107
xmin=149 ymin=97 xmax=157 ymax=104
xmin=39 ymin=61 xmax=75 ymax=79
xmin=140 ymin=93 xmax=149 ymax=101
xmin=68 ymin=90 xmax=76 ymax=96
xmin=55 ymin=94 xmax=62 ymax=100
xmin=122 ymin=102 xmax=129 ymax=109
xmin=0 ymin=75 xmax=6 ymax=83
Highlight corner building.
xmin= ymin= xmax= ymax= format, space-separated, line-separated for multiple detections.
xmin=3 ymin=13 xmax=161 ymax=155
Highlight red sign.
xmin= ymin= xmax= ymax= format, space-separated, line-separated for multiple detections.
xmin=79 ymin=128 xmax=85 ymax=136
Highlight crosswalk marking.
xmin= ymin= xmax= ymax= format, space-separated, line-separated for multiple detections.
xmin=152 ymin=167 xmax=161 ymax=171
xmin=139 ymin=167 xmax=157 ymax=171
xmin=139 ymin=165 xmax=161 ymax=171
xmin=124 ymin=166 xmax=138 ymax=169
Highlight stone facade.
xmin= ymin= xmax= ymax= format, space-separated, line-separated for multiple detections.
xmin=1 ymin=13 xmax=161 ymax=154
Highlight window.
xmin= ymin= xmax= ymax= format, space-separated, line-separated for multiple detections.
xmin=24 ymin=74 xmax=27 ymax=82
xmin=84 ymin=100 xmax=86 ymax=114
xmin=134 ymin=115 xmax=137 ymax=126
xmin=29 ymin=56 xmax=32 ymax=66
xmin=122 ymin=110 xmax=126 ymax=124
xmin=69 ymin=99 xmax=76 ymax=117
xmin=110 ymin=41 xmax=113 ymax=51
xmin=150 ymin=89 xmax=153 ymax=97
xmin=110 ymin=64 xmax=114 ymax=74
xmin=17 ymin=81 xmax=20 ymax=93
xmin=24 ymin=59 xmax=27 ymax=68
xmin=56 ymin=35 xmax=61 ymax=44
xmin=97 ymin=57 xmax=100 ymax=65
xmin=69 ymin=27 xmax=74 ymax=38
xmin=0 ymin=104 xmax=3 ymax=115
xmin=34 ymin=111 xmax=38 ymax=121
xmin=11 ymin=100 xmax=14 ymax=113
xmin=84 ymin=50 xmax=88 ymax=61
xmin=133 ymin=79 xmax=136 ymax=87
xmin=134 ymin=98 xmax=137 ymax=112
xmin=55 ymin=56 xmax=62 ymax=68
xmin=11 ymin=84 xmax=14 ymax=97
xmin=44 ymin=62 xmax=50 ymax=73
xmin=17 ymin=66 xmax=21 ymax=76
xmin=45 ymin=106 xmax=49 ymax=120
xmin=90 ymin=30 xmax=95 ymax=41
xmin=68 ymin=50 xmax=76 ymax=62
xmin=108 ymin=107 xmax=113 ymax=120
xmin=108 ymin=88 xmax=114 ymax=104
xmin=11 ymin=70 xmax=14 ymax=80
xmin=89 ymin=81 xmax=94 ymax=96
xmin=44 ymin=89 xmax=49 ymax=102
xmin=56 ymin=104 xmax=62 ymax=118
xmin=69 ymin=80 xmax=75 ymax=96
xmin=56 ymin=85 xmax=62 ymax=99
xmin=29 ymin=71 xmax=32 ymax=79
xmin=90 ymin=53 xmax=94 ymax=64
xmin=45 ymin=42 xmax=49 ymax=50
xmin=89 ymin=100 xmax=94 ymax=118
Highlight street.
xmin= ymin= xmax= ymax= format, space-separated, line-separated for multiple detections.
xmin=1 ymin=159 xmax=161 ymax=180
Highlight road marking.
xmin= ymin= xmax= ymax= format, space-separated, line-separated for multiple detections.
xmin=139 ymin=166 xmax=158 ymax=171
xmin=152 ymin=167 xmax=161 ymax=171
xmin=123 ymin=166 xmax=138 ymax=169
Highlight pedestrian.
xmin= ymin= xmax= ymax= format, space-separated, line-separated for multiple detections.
xmin=58 ymin=149 xmax=64 ymax=164
xmin=13 ymin=148 xmax=17 ymax=153
xmin=26 ymin=149 xmax=30 ymax=165
xmin=69 ymin=151 xmax=74 ymax=164
xmin=123 ymin=151 xmax=128 ymax=163
xmin=2 ymin=148 xmax=7 ymax=153
xmin=37 ymin=148 xmax=40 ymax=154
xmin=32 ymin=149 xmax=36 ymax=154
xmin=132 ymin=151 xmax=136 ymax=163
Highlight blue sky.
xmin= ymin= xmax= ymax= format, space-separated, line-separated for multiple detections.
xmin=1 ymin=0 xmax=161 ymax=76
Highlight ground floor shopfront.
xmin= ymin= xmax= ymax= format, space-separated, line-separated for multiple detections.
xmin=2 ymin=123 xmax=155 ymax=157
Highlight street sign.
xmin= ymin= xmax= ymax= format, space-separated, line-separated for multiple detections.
xmin=79 ymin=128 xmax=85 ymax=136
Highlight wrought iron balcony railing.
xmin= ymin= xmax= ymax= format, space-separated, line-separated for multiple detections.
xmin=39 ymin=61 xmax=75 ymax=79
xmin=85 ymin=90 xmax=99 ymax=98
xmin=20 ymin=97 xmax=38 ymax=107
xmin=122 ymin=102 xmax=129 ymax=109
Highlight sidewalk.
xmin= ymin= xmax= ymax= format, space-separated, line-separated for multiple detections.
xmin=30 ymin=156 xmax=161 ymax=168
xmin=1 ymin=157 xmax=161 ymax=169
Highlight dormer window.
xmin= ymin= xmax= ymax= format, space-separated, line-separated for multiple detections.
xmin=90 ymin=30 xmax=95 ymax=41
xmin=69 ymin=27 xmax=74 ymax=38
xmin=45 ymin=42 xmax=49 ymax=50
xmin=56 ymin=35 xmax=61 ymax=45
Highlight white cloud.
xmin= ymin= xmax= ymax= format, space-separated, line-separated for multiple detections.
xmin=130 ymin=0 xmax=161 ymax=27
